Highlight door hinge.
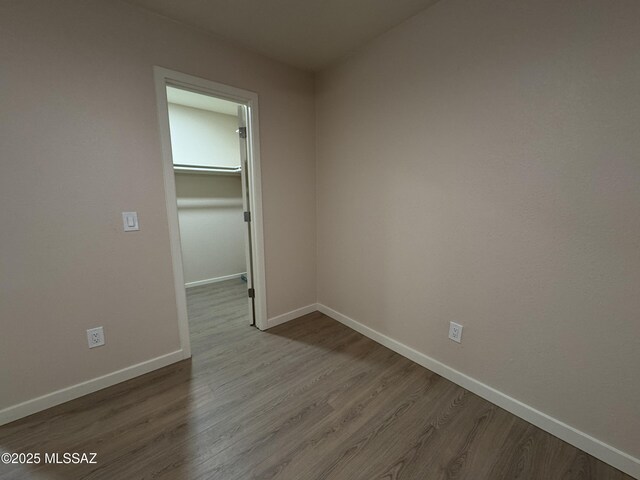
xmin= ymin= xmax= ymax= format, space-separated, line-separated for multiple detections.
xmin=238 ymin=127 xmax=247 ymax=139
xmin=248 ymin=288 xmax=255 ymax=298
xmin=244 ymin=211 xmax=251 ymax=222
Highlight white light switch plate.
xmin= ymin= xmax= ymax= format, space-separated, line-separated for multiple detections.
xmin=122 ymin=212 xmax=139 ymax=231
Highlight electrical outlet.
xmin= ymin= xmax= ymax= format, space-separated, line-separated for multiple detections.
xmin=87 ymin=327 xmax=105 ymax=348
xmin=448 ymin=322 xmax=463 ymax=343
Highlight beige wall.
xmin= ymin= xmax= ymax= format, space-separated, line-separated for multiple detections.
xmin=316 ymin=0 xmax=640 ymax=460
xmin=168 ymin=104 xmax=241 ymax=168
xmin=175 ymin=173 xmax=245 ymax=284
xmin=0 ymin=0 xmax=316 ymax=409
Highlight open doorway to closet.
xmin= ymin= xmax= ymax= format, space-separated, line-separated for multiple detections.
xmin=154 ymin=67 xmax=268 ymax=358
xmin=169 ymin=87 xmax=254 ymax=330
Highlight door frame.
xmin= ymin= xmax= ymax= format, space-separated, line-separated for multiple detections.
xmin=153 ymin=66 xmax=269 ymax=357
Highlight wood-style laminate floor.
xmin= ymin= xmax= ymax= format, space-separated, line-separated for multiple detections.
xmin=0 ymin=279 xmax=632 ymax=479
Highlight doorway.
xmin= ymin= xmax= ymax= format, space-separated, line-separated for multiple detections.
xmin=154 ymin=67 xmax=268 ymax=358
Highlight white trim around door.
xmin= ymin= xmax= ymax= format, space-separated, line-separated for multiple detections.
xmin=153 ymin=67 xmax=269 ymax=347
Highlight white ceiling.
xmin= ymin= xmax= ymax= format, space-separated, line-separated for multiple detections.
xmin=166 ymin=86 xmax=240 ymax=116
xmin=124 ymin=0 xmax=441 ymax=71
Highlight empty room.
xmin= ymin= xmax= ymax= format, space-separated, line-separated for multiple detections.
xmin=0 ymin=0 xmax=638 ymax=479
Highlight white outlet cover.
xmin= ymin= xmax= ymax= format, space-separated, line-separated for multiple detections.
xmin=87 ymin=327 xmax=105 ymax=348
xmin=449 ymin=322 xmax=463 ymax=343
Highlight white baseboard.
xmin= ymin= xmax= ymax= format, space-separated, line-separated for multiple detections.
xmin=185 ymin=273 xmax=246 ymax=288
xmin=0 ymin=349 xmax=187 ymax=427
xmin=317 ymin=304 xmax=640 ymax=479
xmin=266 ymin=303 xmax=318 ymax=329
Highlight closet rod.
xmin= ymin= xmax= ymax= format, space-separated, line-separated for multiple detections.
xmin=174 ymin=164 xmax=241 ymax=175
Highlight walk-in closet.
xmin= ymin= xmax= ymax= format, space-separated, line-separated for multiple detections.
xmin=166 ymin=86 xmax=251 ymax=330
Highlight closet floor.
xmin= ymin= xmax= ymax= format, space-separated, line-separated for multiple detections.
xmin=0 ymin=279 xmax=631 ymax=479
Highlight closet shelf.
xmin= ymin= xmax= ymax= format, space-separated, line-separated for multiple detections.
xmin=173 ymin=164 xmax=241 ymax=176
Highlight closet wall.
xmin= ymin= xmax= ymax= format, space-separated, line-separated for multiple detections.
xmin=168 ymin=103 xmax=240 ymax=169
xmin=175 ymin=174 xmax=245 ymax=285
xmin=169 ymin=103 xmax=246 ymax=286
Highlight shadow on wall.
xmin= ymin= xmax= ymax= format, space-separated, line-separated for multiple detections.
xmin=175 ymin=173 xmax=246 ymax=285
